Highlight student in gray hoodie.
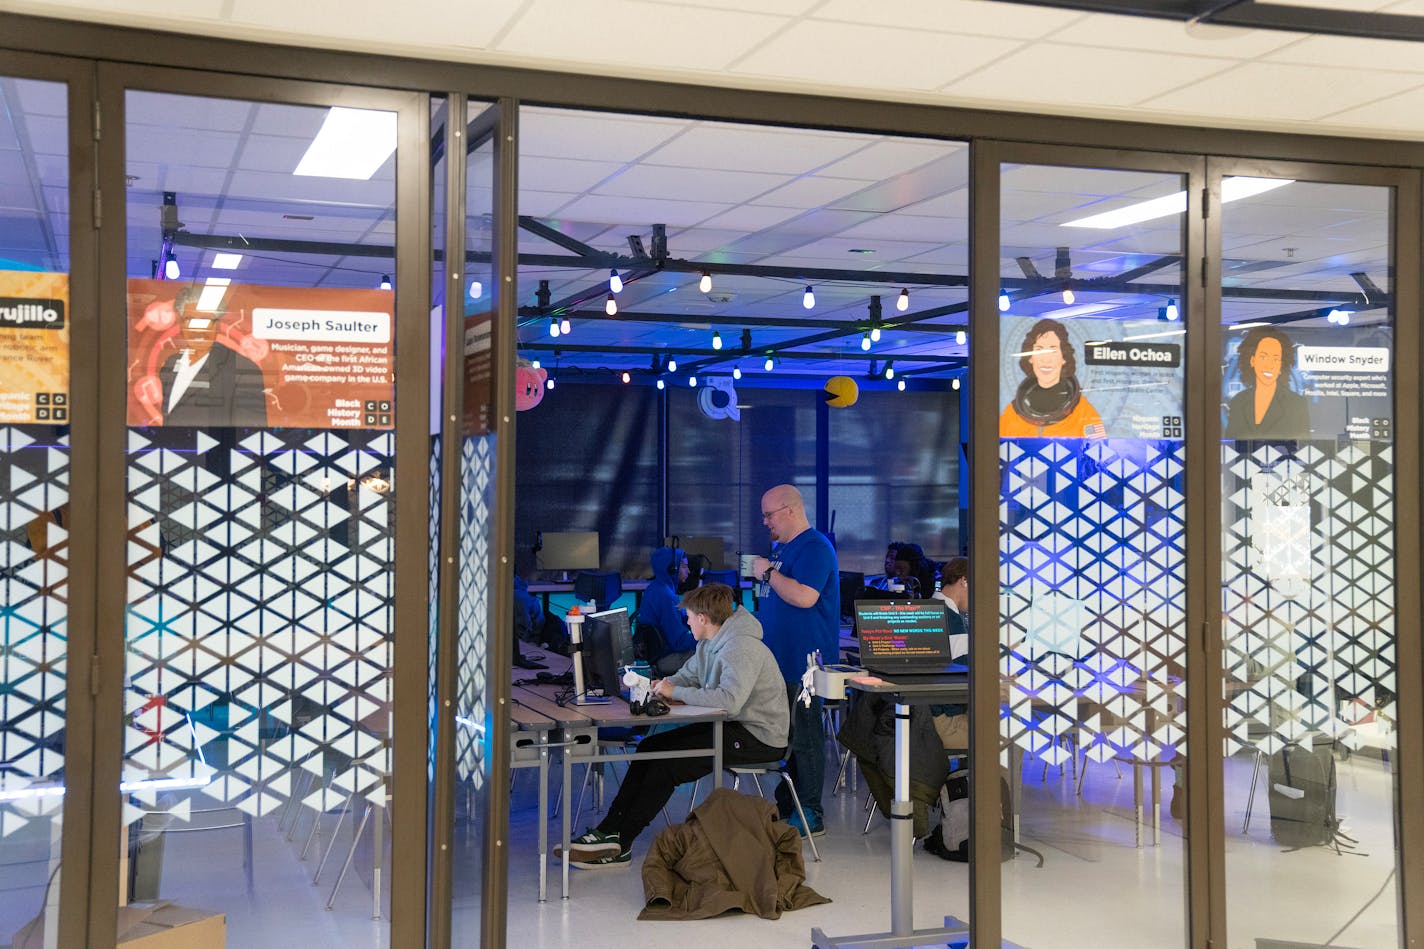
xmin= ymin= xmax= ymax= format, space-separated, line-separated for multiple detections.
xmin=563 ymin=583 xmax=790 ymax=867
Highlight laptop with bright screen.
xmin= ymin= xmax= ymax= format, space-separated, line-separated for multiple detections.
xmin=854 ymin=599 xmax=956 ymax=676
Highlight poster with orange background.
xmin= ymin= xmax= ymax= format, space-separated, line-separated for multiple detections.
xmin=0 ymin=271 xmax=70 ymax=424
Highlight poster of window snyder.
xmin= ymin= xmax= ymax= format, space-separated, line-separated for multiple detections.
xmin=999 ymin=314 xmax=1184 ymax=440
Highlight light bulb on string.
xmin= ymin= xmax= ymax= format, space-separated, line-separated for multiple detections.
xmin=897 ymin=379 xmax=906 ymax=391
xmin=897 ymin=288 xmax=909 ymax=312
xmin=1062 ymin=288 xmax=1075 ymax=305
xmin=688 ymin=376 xmax=697 ymax=387
xmin=802 ymin=286 xmax=815 ymax=310
xmin=165 ymin=253 xmax=182 ymax=280
xmin=609 ymin=269 xmax=623 ymax=293
xmin=956 ymin=330 xmax=966 ymax=346
xmin=870 ymin=326 xmax=881 ymax=342
xmin=621 ymin=371 xmax=631 ymax=384
xmin=559 ymin=317 xmax=571 ymax=336
xmin=545 ymin=377 xmax=555 ymax=390
xmin=884 ymin=362 xmax=895 ymax=380
xmin=531 ymin=359 xmax=541 ymax=370
xmin=378 ymin=273 xmax=391 ymax=290
xmin=712 ymin=331 xmax=723 ymax=350
xmin=605 ymin=294 xmax=618 ymax=316
xmin=548 ymin=318 xmax=560 ymax=338
xmin=861 ymin=333 xmax=871 ymax=351
xmin=998 ymin=290 xmax=1010 ymax=312
xmin=764 ymin=355 xmax=774 ymax=371
xmin=667 ymin=356 xmax=677 ymax=372
xmin=1165 ymin=298 xmax=1179 ymax=321
xmin=733 ymin=366 xmax=742 ymax=380
xmin=699 ymin=271 xmax=712 ymax=293
xmin=469 ymin=280 xmax=482 ymax=299
xmin=656 ymin=378 xmax=665 ymax=390
xmin=952 ymin=378 xmax=961 ymax=391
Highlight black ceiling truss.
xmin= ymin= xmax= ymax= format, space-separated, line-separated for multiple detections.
xmin=169 ymin=224 xmax=1389 ymax=380
xmin=994 ymin=0 xmax=1424 ymax=43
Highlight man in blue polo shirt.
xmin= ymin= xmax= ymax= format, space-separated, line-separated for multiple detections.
xmin=751 ymin=483 xmax=839 ymax=837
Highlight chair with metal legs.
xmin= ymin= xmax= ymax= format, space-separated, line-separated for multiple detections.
xmin=727 ymin=762 xmax=822 ymax=862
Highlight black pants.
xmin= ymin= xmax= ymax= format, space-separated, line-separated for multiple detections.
xmin=597 ymin=722 xmax=785 ymax=851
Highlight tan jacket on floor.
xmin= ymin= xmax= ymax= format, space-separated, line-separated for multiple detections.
xmin=639 ymin=788 xmax=830 ymax=920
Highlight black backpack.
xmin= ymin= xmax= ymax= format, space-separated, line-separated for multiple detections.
xmin=1269 ymin=741 xmax=1347 ymax=850
xmin=924 ymin=771 xmax=1028 ymax=864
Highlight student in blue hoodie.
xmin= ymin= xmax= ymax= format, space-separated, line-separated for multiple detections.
xmin=562 ymin=583 xmax=789 ymax=868
xmin=639 ymin=545 xmax=694 ymax=675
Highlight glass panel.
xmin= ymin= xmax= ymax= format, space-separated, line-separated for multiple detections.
xmin=121 ymin=90 xmax=396 ymax=945
xmin=451 ymin=98 xmax=496 ymax=941
xmin=0 ymin=75 xmax=70 ymax=945
xmin=1219 ymin=178 xmax=1399 ymax=946
xmin=998 ymin=164 xmax=1188 ymax=947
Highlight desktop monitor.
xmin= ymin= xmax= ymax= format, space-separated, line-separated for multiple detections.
xmin=536 ymin=530 xmax=599 ymax=576
xmin=573 ymin=570 xmax=621 ymax=609
xmin=665 ymin=535 xmax=725 ymax=569
xmin=582 ymin=607 xmax=634 ymax=699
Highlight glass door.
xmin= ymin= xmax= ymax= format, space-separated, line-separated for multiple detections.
xmin=93 ymin=66 xmax=430 ymax=948
xmin=994 ymin=156 xmax=1196 ymax=949
xmin=1211 ymin=161 xmax=1414 ymax=948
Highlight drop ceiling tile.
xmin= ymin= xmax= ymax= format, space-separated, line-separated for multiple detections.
xmin=1316 ymin=83 xmax=1424 ymax=130
xmin=815 ymin=0 xmax=1081 ymax=37
xmin=753 ymin=176 xmax=878 ymax=210
xmin=555 ymin=193 xmax=731 ymax=229
xmin=230 ymin=0 xmax=526 ymax=50
xmin=943 ymin=44 xmax=1235 ymax=107
xmin=1045 ymin=12 xmax=1304 ymax=58
xmin=595 ymin=164 xmax=790 ymax=203
xmin=519 ymin=109 xmax=687 ymax=163
xmin=1265 ymin=33 xmax=1424 ymax=72
xmin=127 ymin=91 xmax=256 ymax=131
xmin=13 ymin=78 xmax=68 ymax=118
xmin=641 ymin=124 xmax=873 ymax=174
xmin=497 ymin=0 xmax=789 ymax=70
xmin=1143 ymin=62 xmax=1422 ymax=121
xmin=519 ymin=156 xmax=626 ymax=194
xmin=698 ymin=204 xmax=807 ymax=232
xmin=732 ymin=20 xmax=1022 ymax=90
xmin=817 ymin=141 xmax=966 ymax=181
xmin=838 ymin=212 xmax=965 ymax=243
xmin=236 ymin=134 xmax=314 ymax=174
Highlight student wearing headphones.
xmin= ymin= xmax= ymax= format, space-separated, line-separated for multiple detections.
xmin=638 ymin=545 xmax=693 ymax=674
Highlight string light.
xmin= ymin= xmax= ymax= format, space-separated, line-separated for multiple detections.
xmin=952 ymin=378 xmax=961 ymax=390
xmin=605 ymin=294 xmax=618 ymax=316
xmin=884 ymin=362 xmax=895 ymax=380
xmin=1062 ymin=288 xmax=1075 ymax=305
xmin=713 ymin=331 xmax=723 ymax=350
xmin=956 ymin=330 xmax=966 ymax=345
xmin=998 ymin=290 xmax=1011 ymax=312
xmin=656 ymin=378 xmax=665 ymax=390
xmin=531 ymin=359 xmax=540 ymax=370
xmin=545 ymin=377 xmax=555 ymax=390
xmin=621 ymin=371 xmax=631 ymax=383
xmin=378 ymin=273 xmax=391 ymax=290
xmin=802 ymin=286 xmax=815 ymax=310
xmin=861 ymin=332 xmax=871 ymax=351
xmin=699 ymin=271 xmax=712 ymax=293
xmin=1164 ymin=298 xmax=1179 ymax=321
xmin=870 ymin=326 xmax=881 ymax=342
xmin=469 ymin=280 xmax=482 ymax=299
xmin=548 ymin=318 xmax=560 ymax=338
xmin=667 ymin=356 xmax=677 ymax=372
xmin=733 ymin=366 xmax=742 ymax=380
xmin=609 ymin=269 xmax=623 ymax=293
xmin=764 ymin=355 xmax=775 ymax=371
xmin=688 ymin=376 xmax=697 ymax=387
xmin=897 ymin=288 xmax=909 ymax=311
xmin=897 ymin=379 xmax=906 ymax=391
xmin=559 ymin=317 xmax=571 ymax=335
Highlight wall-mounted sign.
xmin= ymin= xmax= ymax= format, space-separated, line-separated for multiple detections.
xmin=999 ymin=315 xmax=1185 ymax=440
xmin=1223 ymin=324 xmax=1392 ymax=441
xmin=126 ymin=279 xmax=395 ymax=429
xmin=0 ymin=271 xmax=70 ymax=424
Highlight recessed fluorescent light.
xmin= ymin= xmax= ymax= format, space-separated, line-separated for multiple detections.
xmin=294 ymin=107 xmax=397 ymax=180
xmin=211 ymin=252 xmax=243 ymax=270
xmin=1062 ymin=177 xmax=1294 ymax=230
xmin=195 ymin=277 xmax=231 ymax=313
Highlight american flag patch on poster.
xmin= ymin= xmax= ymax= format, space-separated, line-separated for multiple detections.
xmin=1085 ymin=423 xmax=1107 ymax=439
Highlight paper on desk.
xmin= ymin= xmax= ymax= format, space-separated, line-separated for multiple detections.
xmin=623 ymin=668 xmax=653 ymax=704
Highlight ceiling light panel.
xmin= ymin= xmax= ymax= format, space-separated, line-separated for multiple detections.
xmin=294 ymin=107 xmax=397 ymax=180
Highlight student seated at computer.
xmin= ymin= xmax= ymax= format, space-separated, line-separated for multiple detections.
xmin=869 ymin=541 xmax=937 ymax=598
xmin=678 ymin=552 xmax=710 ymax=594
xmin=930 ymin=556 xmax=970 ymax=750
xmin=513 ymin=549 xmax=569 ymax=655
xmin=561 ymin=583 xmax=789 ymax=868
xmin=637 ymin=545 xmax=695 ymax=675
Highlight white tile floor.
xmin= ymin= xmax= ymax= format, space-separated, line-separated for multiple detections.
xmin=2 ymin=738 xmax=1396 ymax=949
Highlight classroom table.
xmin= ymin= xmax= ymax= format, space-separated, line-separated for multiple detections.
xmin=507 ymin=701 xmax=560 ymax=901
xmin=813 ymin=672 xmax=973 ymax=949
xmin=511 ymin=682 xmax=728 ymax=899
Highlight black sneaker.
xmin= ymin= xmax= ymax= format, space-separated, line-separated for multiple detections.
xmin=554 ymin=827 xmax=620 ymax=858
xmin=571 ymin=848 xmax=631 ymax=869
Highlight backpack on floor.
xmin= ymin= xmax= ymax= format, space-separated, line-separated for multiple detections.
xmin=923 ymin=771 xmax=1015 ymax=863
xmin=1268 ymin=740 xmax=1342 ymax=849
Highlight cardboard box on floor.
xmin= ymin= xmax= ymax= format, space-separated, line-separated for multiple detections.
xmin=12 ymin=900 xmax=224 ymax=949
